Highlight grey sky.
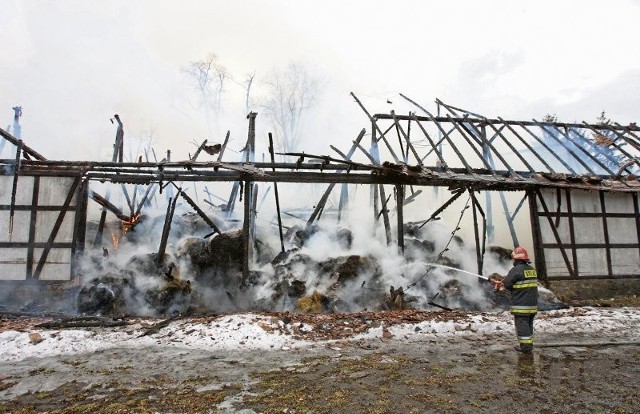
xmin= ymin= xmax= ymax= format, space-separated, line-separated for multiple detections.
xmin=1 ymin=0 xmax=639 ymax=161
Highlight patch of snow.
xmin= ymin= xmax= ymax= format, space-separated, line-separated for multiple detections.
xmin=1 ymin=308 xmax=639 ymax=363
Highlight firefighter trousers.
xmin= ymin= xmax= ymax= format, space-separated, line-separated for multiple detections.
xmin=513 ymin=314 xmax=535 ymax=351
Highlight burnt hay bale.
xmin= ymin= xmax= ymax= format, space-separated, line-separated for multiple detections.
xmin=76 ymin=275 xmax=129 ymax=316
xmin=208 ymin=230 xmax=244 ymax=269
xmin=143 ymin=277 xmax=200 ymax=316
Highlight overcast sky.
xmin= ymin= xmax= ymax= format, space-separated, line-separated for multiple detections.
xmin=2 ymin=0 xmax=640 ymax=161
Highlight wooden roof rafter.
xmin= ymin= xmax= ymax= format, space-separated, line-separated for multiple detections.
xmin=364 ymin=94 xmax=640 ymax=181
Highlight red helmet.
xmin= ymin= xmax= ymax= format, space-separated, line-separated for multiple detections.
xmin=511 ymin=246 xmax=530 ymax=261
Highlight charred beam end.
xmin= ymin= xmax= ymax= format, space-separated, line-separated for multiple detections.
xmin=90 ymin=191 xmax=130 ymax=221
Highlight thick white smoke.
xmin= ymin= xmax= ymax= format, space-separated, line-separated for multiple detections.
xmin=72 ymin=176 xmax=518 ymax=318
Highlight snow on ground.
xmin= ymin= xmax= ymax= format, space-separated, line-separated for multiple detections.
xmin=1 ymin=307 xmax=639 ymax=363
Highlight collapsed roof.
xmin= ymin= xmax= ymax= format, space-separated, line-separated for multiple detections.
xmin=1 ymin=95 xmax=638 ymax=194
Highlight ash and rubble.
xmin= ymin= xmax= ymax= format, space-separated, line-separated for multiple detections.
xmin=75 ymin=206 xmax=567 ymax=318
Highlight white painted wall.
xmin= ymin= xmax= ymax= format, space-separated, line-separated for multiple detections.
xmin=538 ymin=189 xmax=640 ymax=278
xmin=0 ymin=175 xmax=78 ymax=281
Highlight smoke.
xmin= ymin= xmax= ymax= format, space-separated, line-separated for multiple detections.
xmin=34 ymin=166 xmax=527 ymax=319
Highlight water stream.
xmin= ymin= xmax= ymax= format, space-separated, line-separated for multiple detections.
xmin=422 ymin=262 xmax=489 ymax=280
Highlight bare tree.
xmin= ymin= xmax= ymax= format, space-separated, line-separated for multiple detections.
xmin=260 ymin=62 xmax=319 ymax=153
xmin=183 ymin=53 xmax=228 ymax=133
xmin=232 ymin=71 xmax=256 ymax=115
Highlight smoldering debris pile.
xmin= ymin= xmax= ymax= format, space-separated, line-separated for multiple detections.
xmin=76 ymin=211 xmax=568 ymax=318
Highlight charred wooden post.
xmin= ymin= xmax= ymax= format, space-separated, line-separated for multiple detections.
xmin=246 ymin=112 xmax=257 ymax=163
xmin=12 ymin=106 xmax=22 ymax=138
xmin=227 ymin=127 xmax=254 ymax=217
xmin=251 ymin=183 xmax=258 ymax=247
xmin=164 ymin=150 xmax=174 ymax=203
xmin=8 ymin=139 xmax=23 ymax=239
xmin=269 ymin=133 xmax=285 ymax=253
xmin=242 ymin=179 xmax=252 ymax=283
xmin=72 ymin=179 xmax=89 ymax=284
xmin=242 ymin=113 xmax=257 ymax=283
xmin=218 ymin=130 xmax=230 ymax=161
xmin=111 ymin=114 xmax=124 ymax=163
xmin=469 ymin=189 xmax=486 ymax=276
xmin=93 ymin=208 xmax=108 ymax=247
xmin=157 ymin=195 xmax=178 ymax=265
xmin=396 ymin=184 xmax=405 ymax=254
xmin=226 ymin=183 xmax=239 ymax=216
xmin=380 ymin=185 xmax=392 ymax=245
xmin=363 ymin=122 xmax=391 ymax=243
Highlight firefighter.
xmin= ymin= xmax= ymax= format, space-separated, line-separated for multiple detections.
xmin=499 ymin=246 xmax=538 ymax=353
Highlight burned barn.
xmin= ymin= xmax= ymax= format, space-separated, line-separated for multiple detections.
xmin=1 ymin=95 xmax=639 ymax=316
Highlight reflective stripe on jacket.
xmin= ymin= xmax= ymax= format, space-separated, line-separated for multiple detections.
xmin=503 ymin=260 xmax=538 ymax=314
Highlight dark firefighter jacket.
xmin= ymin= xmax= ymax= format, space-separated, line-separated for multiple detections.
xmin=503 ymin=260 xmax=538 ymax=314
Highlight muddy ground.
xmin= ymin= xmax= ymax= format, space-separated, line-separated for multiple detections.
xmin=1 ymin=309 xmax=639 ymax=414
